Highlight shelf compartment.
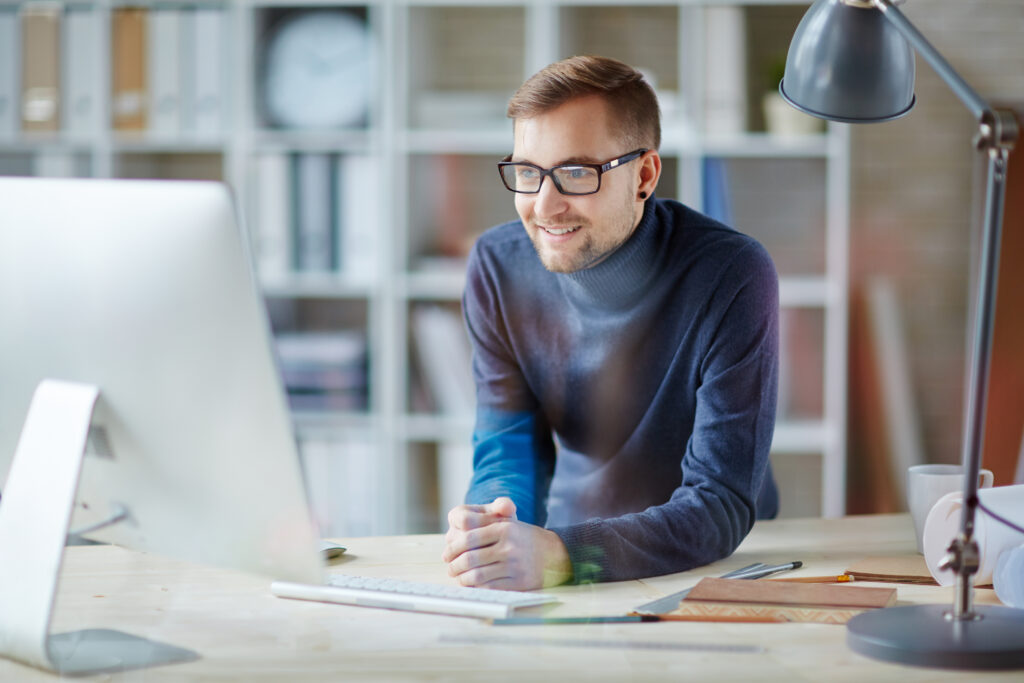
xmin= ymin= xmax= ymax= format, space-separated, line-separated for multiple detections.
xmin=253 ymin=5 xmax=376 ymax=131
xmin=405 ymin=438 xmax=473 ymax=533
xmin=559 ymin=4 xmax=680 ymax=92
xmin=406 ymin=6 xmax=525 ymax=130
xmin=406 ymin=152 xmax=516 ymax=271
xmin=266 ymin=297 xmax=372 ymax=414
xmin=778 ymin=306 xmax=825 ymax=423
xmin=248 ymin=150 xmax=382 ymax=285
xmin=0 ymin=149 xmax=92 ymax=177
xmin=770 ymin=450 xmax=824 ymax=518
xmin=407 ymin=300 xmax=473 ymax=417
xmin=297 ymin=428 xmax=382 ymax=536
xmin=703 ymin=155 xmax=828 ymax=277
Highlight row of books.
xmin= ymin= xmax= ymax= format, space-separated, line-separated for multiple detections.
xmin=0 ymin=3 xmax=225 ymax=137
xmin=254 ymin=152 xmax=380 ymax=282
xmin=275 ymin=330 xmax=369 ymax=413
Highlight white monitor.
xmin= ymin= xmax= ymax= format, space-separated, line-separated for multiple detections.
xmin=0 ymin=176 xmax=323 ymax=674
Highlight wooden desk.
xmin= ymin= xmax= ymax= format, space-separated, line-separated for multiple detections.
xmin=4 ymin=514 xmax=1019 ymax=681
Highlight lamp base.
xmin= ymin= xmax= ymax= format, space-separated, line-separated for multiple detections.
xmin=847 ymin=603 xmax=1024 ymax=669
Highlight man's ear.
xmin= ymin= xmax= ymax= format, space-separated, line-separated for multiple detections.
xmin=637 ymin=150 xmax=662 ymax=199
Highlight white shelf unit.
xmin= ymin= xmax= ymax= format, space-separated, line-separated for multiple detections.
xmin=1 ymin=0 xmax=849 ymax=532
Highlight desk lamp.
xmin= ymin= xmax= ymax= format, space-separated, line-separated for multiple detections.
xmin=780 ymin=0 xmax=1024 ymax=670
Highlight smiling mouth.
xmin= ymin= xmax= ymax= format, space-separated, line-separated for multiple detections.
xmin=541 ymin=225 xmax=581 ymax=236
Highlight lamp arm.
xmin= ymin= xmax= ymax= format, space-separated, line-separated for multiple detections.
xmin=940 ymin=145 xmax=1011 ymax=620
xmin=870 ymin=0 xmax=1021 ymax=622
xmin=872 ymin=0 xmax=989 ymax=121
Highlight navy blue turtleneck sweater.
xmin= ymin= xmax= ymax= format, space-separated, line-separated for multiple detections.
xmin=462 ymin=197 xmax=779 ymax=583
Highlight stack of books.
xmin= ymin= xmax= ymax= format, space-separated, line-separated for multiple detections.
xmin=275 ymin=331 xmax=368 ymax=413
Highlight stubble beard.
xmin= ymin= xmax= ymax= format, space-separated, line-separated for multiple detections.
xmin=528 ymin=193 xmax=639 ymax=274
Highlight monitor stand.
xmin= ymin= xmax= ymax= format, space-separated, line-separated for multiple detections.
xmin=0 ymin=379 xmax=198 ymax=675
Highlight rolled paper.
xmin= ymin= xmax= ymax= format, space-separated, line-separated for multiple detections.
xmin=923 ymin=484 xmax=1024 ymax=586
xmin=994 ymin=543 xmax=1024 ymax=608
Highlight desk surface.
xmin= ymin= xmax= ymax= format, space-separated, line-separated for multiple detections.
xmin=6 ymin=514 xmax=1020 ymax=681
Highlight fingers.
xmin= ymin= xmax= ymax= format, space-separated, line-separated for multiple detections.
xmin=445 ymin=539 xmax=506 ymax=580
xmin=444 ymin=532 xmax=521 ymax=588
xmin=441 ymin=520 xmax=502 ymax=563
xmin=451 ymin=559 xmax=514 ymax=588
xmin=440 ymin=498 xmax=526 ymax=589
xmin=446 ymin=498 xmax=516 ymax=531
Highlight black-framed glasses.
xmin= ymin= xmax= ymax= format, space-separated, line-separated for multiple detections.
xmin=497 ymin=149 xmax=648 ymax=196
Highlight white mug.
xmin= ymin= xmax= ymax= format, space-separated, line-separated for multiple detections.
xmin=907 ymin=464 xmax=993 ymax=553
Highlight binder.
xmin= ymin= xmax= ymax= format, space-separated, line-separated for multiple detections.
xmin=148 ymin=7 xmax=181 ymax=135
xmin=62 ymin=7 xmax=96 ymax=137
xmin=20 ymin=2 xmax=62 ymax=133
xmin=336 ymin=154 xmax=380 ymax=282
xmin=0 ymin=8 xmax=19 ymax=137
xmin=183 ymin=7 xmax=224 ymax=136
xmin=111 ymin=7 xmax=148 ymax=131
xmin=292 ymin=153 xmax=335 ymax=272
xmin=254 ymin=153 xmax=293 ymax=280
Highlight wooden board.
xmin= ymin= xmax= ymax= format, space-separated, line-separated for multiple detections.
xmin=683 ymin=577 xmax=897 ymax=608
xmin=668 ymin=600 xmax=870 ymax=624
xmin=668 ymin=577 xmax=898 ymax=624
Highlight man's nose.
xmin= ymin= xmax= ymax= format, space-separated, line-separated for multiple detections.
xmin=533 ymin=176 xmax=569 ymax=218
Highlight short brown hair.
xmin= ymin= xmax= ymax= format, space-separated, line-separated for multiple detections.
xmin=507 ymin=55 xmax=661 ymax=150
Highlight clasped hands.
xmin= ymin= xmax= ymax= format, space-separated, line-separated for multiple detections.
xmin=441 ymin=497 xmax=573 ymax=591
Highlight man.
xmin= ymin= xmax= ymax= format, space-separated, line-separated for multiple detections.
xmin=442 ymin=56 xmax=779 ymax=590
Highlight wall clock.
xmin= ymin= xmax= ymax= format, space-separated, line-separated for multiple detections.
xmin=262 ymin=11 xmax=374 ymax=129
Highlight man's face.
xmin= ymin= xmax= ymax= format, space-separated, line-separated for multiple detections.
xmin=512 ymin=95 xmax=645 ymax=274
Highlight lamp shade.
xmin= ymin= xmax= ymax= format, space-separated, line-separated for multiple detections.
xmin=780 ymin=0 xmax=916 ymax=123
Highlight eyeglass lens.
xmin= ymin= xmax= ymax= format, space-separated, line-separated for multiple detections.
xmin=500 ymin=164 xmax=600 ymax=194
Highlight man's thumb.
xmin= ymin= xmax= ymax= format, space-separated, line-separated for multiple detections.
xmin=490 ymin=496 xmax=518 ymax=520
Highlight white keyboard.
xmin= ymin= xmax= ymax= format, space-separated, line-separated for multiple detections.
xmin=271 ymin=574 xmax=560 ymax=619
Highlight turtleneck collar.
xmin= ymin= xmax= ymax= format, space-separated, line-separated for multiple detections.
xmin=559 ymin=198 xmax=664 ymax=309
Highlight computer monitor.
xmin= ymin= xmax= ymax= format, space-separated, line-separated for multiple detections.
xmin=0 ymin=176 xmax=323 ymax=674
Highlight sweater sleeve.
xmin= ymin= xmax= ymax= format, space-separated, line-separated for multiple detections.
xmin=460 ymin=241 xmax=555 ymax=526
xmin=550 ymin=243 xmax=780 ymax=583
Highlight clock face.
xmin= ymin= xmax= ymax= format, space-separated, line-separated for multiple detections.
xmin=262 ymin=11 xmax=374 ymax=129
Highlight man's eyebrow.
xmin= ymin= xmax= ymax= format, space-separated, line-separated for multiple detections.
xmin=509 ymin=155 xmax=602 ymax=166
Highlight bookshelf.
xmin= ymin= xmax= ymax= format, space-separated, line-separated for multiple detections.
xmin=0 ymin=0 xmax=849 ymax=533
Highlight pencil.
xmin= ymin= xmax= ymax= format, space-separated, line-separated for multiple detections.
xmin=491 ymin=616 xmax=658 ymax=625
xmin=766 ymin=574 xmax=854 ymax=583
xmin=491 ymin=614 xmax=787 ymax=625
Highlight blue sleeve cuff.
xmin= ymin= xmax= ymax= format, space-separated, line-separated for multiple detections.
xmin=466 ymin=408 xmax=555 ymax=526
